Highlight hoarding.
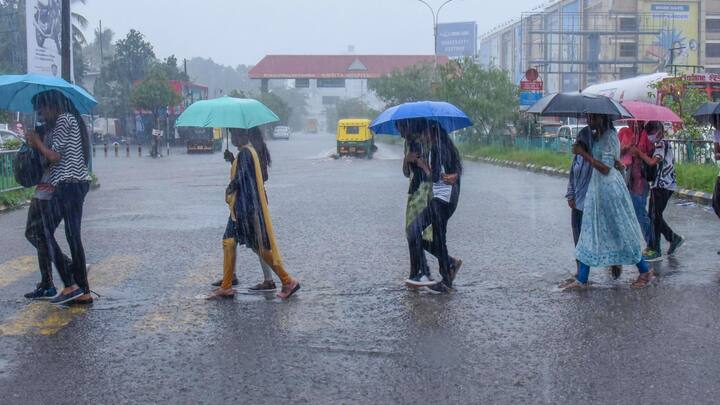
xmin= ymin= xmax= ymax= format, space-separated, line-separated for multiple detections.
xmin=520 ymin=68 xmax=544 ymax=109
xmin=436 ymin=22 xmax=477 ymax=58
xmin=639 ymin=1 xmax=699 ymax=73
xmin=26 ymin=0 xmax=72 ymax=79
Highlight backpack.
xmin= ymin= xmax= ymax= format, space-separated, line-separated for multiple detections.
xmin=12 ymin=143 xmax=44 ymax=187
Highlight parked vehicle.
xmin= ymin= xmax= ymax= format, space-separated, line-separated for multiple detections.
xmin=186 ymin=128 xmax=214 ymax=154
xmin=0 ymin=129 xmax=21 ymax=150
xmin=272 ymin=126 xmax=291 ymax=140
xmin=336 ymin=119 xmax=375 ymax=159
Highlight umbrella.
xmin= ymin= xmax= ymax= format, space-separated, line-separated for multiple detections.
xmin=693 ymin=102 xmax=720 ymax=125
xmin=175 ymin=96 xmax=279 ymax=129
xmin=369 ymin=101 xmax=473 ymax=135
xmin=619 ymin=101 xmax=682 ymax=123
xmin=527 ymin=92 xmax=633 ymax=119
xmin=0 ymin=74 xmax=97 ymax=114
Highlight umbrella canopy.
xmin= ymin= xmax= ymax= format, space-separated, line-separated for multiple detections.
xmin=0 ymin=74 xmax=97 ymax=114
xmin=620 ymin=101 xmax=682 ymax=123
xmin=527 ymin=92 xmax=633 ymax=119
xmin=369 ymin=101 xmax=473 ymax=135
xmin=693 ymin=102 xmax=720 ymax=125
xmin=175 ymin=96 xmax=279 ymax=129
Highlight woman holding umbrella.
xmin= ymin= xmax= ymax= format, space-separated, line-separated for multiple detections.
xmin=208 ymin=127 xmax=300 ymax=299
xmin=406 ymin=120 xmax=463 ymax=293
xmin=562 ymin=113 xmax=653 ymax=289
xmin=26 ymin=90 xmax=93 ymax=304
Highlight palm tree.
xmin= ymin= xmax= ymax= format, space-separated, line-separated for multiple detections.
xmin=71 ymin=0 xmax=88 ymax=46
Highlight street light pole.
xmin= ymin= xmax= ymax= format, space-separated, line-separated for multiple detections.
xmin=61 ymin=0 xmax=71 ymax=81
xmin=417 ymin=0 xmax=455 ymax=70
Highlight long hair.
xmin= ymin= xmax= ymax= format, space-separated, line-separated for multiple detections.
xmin=32 ymin=90 xmax=90 ymax=164
xmin=249 ymin=127 xmax=271 ymax=181
xmin=429 ymin=121 xmax=462 ymax=176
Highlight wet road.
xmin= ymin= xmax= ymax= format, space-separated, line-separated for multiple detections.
xmin=1 ymin=132 xmax=719 ymax=404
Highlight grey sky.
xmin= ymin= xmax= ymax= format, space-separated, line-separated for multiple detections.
xmin=77 ymin=0 xmax=540 ymax=66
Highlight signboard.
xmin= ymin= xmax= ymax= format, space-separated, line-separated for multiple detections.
xmin=520 ymin=68 xmax=543 ymax=108
xmin=639 ymin=1 xmax=699 ymax=74
xmin=436 ymin=22 xmax=477 ymax=58
xmin=26 ymin=0 xmax=72 ymax=80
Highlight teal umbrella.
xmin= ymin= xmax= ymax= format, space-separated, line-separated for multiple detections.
xmin=175 ymin=96 xmax=279 ymax=129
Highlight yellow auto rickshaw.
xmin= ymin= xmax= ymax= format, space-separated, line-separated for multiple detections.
xmin=336 ymin=119 xmax=375 ymax=159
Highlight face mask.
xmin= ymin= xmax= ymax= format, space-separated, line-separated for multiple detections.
xmin=647 ymin=133 xmax=657 ymax=142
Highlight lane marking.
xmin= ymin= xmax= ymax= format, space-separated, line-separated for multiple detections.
xmin=0 ymin=255 xmax=140 ymax=336
xmin=134 ymin=257 xmax=215 ymax=333
xmin=0 ymin=256 xmax=37 ymax=289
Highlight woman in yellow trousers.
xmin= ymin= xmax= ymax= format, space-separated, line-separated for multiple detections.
xmin=208 ymin=128 xmax=300 ymax=300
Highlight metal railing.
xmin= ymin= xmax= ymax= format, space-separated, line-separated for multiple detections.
xmin=0 ymin=149 xmax=21 ymax=193
xmin=474 ymin=135 xmax=715 ymax=164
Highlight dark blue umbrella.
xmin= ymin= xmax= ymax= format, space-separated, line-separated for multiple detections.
xmin=0 ymin=74 xmax=97 ymax=114
xmin=527 ymin=92 xmax=633 ymax=119
xmin=693 ymin=102 xmax=720 ymax=124
xmin=370 ymin=101 xmax=473 ymax=135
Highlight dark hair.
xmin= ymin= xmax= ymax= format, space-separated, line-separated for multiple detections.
xmin=32 ymin=90 xmax=90 ymax=164
xmin=645 ymin=121 xmax=663 ymax=134
xmin=429 ymin=120 xmax=462 ymax=176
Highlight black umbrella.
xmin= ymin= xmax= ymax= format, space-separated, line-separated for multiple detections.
xmin=527 ymin=92 xmax=633 ymax=119
xmin=693 ymin=102 xmax=720 ymax=125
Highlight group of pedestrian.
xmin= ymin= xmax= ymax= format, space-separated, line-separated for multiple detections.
xmin=563 ymin=112 xmax=682 ymax=289
xmin=22 ymin=90 xmax=93 ymax=304
xmin=398 ymin=119 xmax=463 ymax=293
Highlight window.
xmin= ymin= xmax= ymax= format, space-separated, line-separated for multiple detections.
xmin=345 ymin=126 xmax=360 ymax=135
xmin=707 ymin=43 xmax=720 ymax=58
xmin=618 ymin=17 xmax=638 ymax=32
xmin=619 ymin=42 xmax=637 ymax=58
xmin=295 ymin=79 xmax=310 ymax=88
xmin=707 ymin=18 xmax=720 ymax=33
xmin=317 ymin=78 xmax=345 ymax=88
xmin=619 ymin=66 xmax=637 ymax=79
xmin=322 ymin=96 xmax=340 ymax=105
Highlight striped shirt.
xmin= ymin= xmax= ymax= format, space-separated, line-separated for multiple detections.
xmin=49 ymin=113 xmax=91 ymax=185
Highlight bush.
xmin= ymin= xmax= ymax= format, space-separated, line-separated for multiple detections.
xmin=1 ymin=138 xmax=22 ymax=150
xmin=675 ymin=163 xmax=718 ymax=193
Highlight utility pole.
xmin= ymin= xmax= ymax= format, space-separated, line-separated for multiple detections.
xmin=61 ymin=0 xmax=71 ymax=81
xmin=417 ymin=0 xmax=455 ymax=79
xmin=99 ymin=20 xmax=104 ymax=64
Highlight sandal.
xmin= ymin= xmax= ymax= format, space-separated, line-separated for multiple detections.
xmin=559 ymin=279 xmax=588 ymax=290
xmin=631 ymin=270 xmax=655 ymax=289
xmin=206 ymin=288 xmax=235 ymax=300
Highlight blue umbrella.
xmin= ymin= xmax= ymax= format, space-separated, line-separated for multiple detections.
xmin=0 ymin=74 xmax=97 ymax=114
xmin=370 ymin=101 xmax=473 ymax=135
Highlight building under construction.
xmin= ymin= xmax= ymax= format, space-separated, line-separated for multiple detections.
xmin=479 ymin=0 xmax=720 ymax=92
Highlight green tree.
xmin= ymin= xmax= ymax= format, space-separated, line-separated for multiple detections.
xmin=93 ymin=29 xmax=155 ymax=119
xmin=325 ymin=98 xmax=378 ymax=132
xmin=158 ymin=55 xmax=189 ymax=81
xmin=436 ymin=59 xmax=518 ymax=138
xmin=131 ymin=66 xmax=181 ymax=129
xmin=369 ymin=63 xmax=434 ymax=105
xmin=651 ymin=77 xmax=708 ymax=139
xmin=255 ymin=91 xmax=290 ymax=126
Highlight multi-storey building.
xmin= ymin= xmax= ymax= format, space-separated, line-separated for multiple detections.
xmin=479 ymin=0 xmax=720 ymax=93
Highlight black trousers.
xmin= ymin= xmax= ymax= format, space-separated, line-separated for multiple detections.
xmin=649 ymin=188 xmax=676 ymax=253
xmin=25 ymin=198 xmax=69 ymax=288
xmin=407 ymin=198 xmax=454 ymax=286
xmin=47 ymin=182 xmax=90 ymax=293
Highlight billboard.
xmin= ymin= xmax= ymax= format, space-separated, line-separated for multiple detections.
xmin=639 ymin=1 xmax=699 ymax=74
xmin=26 ymin=0 xmax=72 ymax=80
xmin=436 ymin=22 xmax=477 ymax=58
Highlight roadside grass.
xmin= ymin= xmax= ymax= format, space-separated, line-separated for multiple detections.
xmin=675 ymin=163 xmax=718 ymax=194
xmin=0 ymin=187 xmax=34 ymax=209
xmin=460 ymin=145 xmax=573 ymax=171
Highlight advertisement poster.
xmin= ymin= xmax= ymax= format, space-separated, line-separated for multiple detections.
xmin=640 ymin=1 xmax=699 ymax=73
xmin=26 ymin=0 xmax=72 ymax=80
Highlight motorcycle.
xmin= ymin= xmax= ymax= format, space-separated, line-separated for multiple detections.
xmin=33 ymin=0 xmax=62 ymax=54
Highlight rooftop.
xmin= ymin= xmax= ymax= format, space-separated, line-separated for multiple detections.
xmin=249 ymin=55 xmax=448 ymax=79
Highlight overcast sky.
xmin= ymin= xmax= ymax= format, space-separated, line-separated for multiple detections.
xmin=76 ymin=0 xmax=540 ymax=66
